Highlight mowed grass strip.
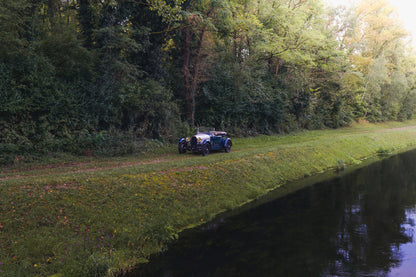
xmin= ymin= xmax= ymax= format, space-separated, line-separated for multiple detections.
xmin=2 ymin=121 xmax=416 ymax=276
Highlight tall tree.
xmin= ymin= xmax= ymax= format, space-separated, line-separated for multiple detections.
xmin=180 ymin=0 xmax=231 ymax=125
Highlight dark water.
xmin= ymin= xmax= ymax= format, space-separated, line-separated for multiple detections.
xmin=130 ymin=149 xmax=416 ymax=277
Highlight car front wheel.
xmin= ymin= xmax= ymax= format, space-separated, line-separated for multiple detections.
xmin=202 ymin=144 xmax=210 ymax=156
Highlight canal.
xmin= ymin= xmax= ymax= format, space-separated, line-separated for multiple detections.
xmin=129 ymin=149 xmax=416 ymax=276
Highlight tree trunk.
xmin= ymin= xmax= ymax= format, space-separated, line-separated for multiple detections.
xmin=182 ymin=24 xmax=206 ymax=126
xmin=79 ymin=0 xmax=93 ymax=48
xmin=183 ymin=26 xmax=192 ymax=125
xmin=275 ymin=58 xmax=281 ymax=79
xmin=189 ymin=26 xmax=206 ymax=126
xmin=48 ymin=0 xmax=57 ymax=27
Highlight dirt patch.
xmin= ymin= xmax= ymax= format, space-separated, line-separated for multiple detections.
xmin=0 ymin=156 xmax=185 ymax=181
xmin=357 ymin=118 xmax=370 ymax=124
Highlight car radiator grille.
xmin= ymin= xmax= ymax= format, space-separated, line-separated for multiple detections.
xmin=191 ymin=137 xmax=198 ymax=148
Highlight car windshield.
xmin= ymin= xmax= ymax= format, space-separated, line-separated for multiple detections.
xmin=196 ymin=127 xmax=215 ymax=133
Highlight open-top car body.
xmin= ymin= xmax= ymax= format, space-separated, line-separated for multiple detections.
xmin=178 ymin=130 xmax=232 ymax=156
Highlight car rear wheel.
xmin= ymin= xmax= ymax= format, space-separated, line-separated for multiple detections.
xmin=178 ymin=142 xmax=187 ymax=154
xmin=202 ymin=144 xmax=210 ymax=156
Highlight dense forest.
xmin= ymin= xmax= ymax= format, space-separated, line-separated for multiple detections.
xmin=1 ymin=0 xmax=416 ymax=163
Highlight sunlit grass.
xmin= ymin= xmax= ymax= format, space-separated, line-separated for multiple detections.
xmin=2 ymin=120 xmax=416 ymax=276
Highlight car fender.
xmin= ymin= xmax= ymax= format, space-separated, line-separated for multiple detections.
xmin=179 ymin=138 xmax=187 ymax=144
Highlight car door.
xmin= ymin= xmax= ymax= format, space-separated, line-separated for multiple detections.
xmin=211 ymin=135 xmax=222 ymax=150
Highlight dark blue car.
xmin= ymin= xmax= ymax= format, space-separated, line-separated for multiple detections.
xmin=178 ymin=130 xmax=232 ymax=156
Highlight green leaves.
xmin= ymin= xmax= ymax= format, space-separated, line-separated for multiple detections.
xmin=0 ymin=0 xmax=31 ymax=58
xmin=2 ymin=0 xmax=416 ymax=160
xmin=146 ymin=0 xmax=186 ymax=23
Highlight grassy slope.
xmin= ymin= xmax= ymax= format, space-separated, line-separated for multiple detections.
xmin=2 ymin=120 xmax=416 ymax=276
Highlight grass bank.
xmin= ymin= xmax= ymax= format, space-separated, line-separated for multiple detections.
xmin=2 ymin=120 xmax=416 ymax=276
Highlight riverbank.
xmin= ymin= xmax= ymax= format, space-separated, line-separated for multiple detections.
xmin=2 ymin=120 xmax=416 ymax=276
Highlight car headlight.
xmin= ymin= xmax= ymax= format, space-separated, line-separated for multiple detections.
xmin=186 ymin=137 xmax=190 ymax=142
xmin=198 ymin=137 xmax=202 ymax=142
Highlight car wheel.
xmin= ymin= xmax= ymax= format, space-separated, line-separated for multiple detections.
xmin=225 ymin=141 xmax=231 ymax=153
xmin=202 ymin=144 xmax=210 ymax=156
xmin=178 ymin=142 xmax=187 ymax=154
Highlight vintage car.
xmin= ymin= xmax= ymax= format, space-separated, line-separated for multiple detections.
xmin=178 ymin=130 xmax=232 ymax=156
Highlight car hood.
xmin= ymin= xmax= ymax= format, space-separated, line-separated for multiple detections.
xmin=193 ymin=133 xmax=210 ymax=142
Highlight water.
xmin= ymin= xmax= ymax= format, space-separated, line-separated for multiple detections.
xmin=130 ymin=149 xmax=416 ymax=276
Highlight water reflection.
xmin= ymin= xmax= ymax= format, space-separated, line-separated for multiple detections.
xmin=129 ymin=150 xmax=416 ymax=277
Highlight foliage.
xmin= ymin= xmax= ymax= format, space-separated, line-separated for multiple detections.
xmin=1 ymin=0 xmax=416 ymax=161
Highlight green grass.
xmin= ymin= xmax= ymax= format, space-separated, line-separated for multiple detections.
xmin=2 ymin=120 xmax=416 ymax=276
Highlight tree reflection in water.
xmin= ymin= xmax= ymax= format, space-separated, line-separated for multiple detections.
xmin=128 ymin=150 xmax=416 ymax=277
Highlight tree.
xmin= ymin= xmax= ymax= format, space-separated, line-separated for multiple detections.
xmin=332 ymin=0 xmax=412 ymax=122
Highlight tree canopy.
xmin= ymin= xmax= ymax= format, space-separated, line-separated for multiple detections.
xmin=1 ymin=0 xmax=416 ymax=162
